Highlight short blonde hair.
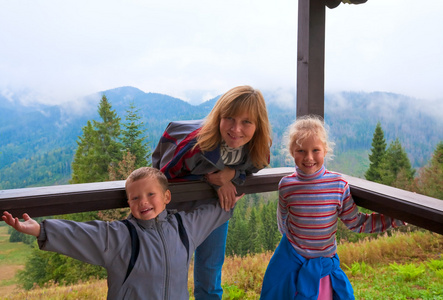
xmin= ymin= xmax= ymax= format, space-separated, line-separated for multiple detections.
xmin=287 ymin=115 xmax=333 ymax=157
xmin=196 ymin=85 xmax=272 ymax=169
xmin=125 ymin=167 xmax=169 ymax=193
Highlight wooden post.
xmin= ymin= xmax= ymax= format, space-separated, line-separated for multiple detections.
xmin=296 ymin=0 xmax=326 ymax=118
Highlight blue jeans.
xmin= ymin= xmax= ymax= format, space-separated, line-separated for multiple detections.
xmin=194 ymin=220 xmax=229 ymax=300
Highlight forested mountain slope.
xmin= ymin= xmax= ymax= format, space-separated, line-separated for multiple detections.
xmin=1 ymin=87 xmax=442 ymax=189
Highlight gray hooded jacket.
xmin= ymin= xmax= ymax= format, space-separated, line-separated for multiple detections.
xmin=38 ymin=201 xmax=231 ymax=300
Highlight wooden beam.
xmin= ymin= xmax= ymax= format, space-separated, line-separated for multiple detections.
xmin=0 ymin=168 xmax=294 ymax=219
xmin=1 ymin=168 xmax=442 ymax=235
xmin=343 ymin=174 xmax=443 ymax=235
xmin=0 ymin=180 xmax=128 ymax=218
xmin=296 ymin=0 xmax=326 ymax=118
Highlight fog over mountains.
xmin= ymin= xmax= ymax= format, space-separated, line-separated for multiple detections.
xmin=1 ymin=86 xmax=442 ymax=189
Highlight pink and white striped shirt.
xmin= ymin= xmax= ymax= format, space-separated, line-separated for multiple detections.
xmin=278 ymin=165 xmax=404 ymax=259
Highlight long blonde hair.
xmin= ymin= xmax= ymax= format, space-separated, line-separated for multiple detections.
xmin=196 ymin=85 xmax=272 ymax=169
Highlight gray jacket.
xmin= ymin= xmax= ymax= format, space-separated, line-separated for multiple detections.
xmin=38 ymin=202 xmax=232 ymax=300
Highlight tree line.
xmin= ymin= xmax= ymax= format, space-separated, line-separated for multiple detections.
xmin=8 ymin=96 xmax=443 ymax=290
xmin=0 ymin=148 xmax=73 ymax=190
xmin=365 ymin=122 xmax=443 ymax=199
xmin=3 ymin=89 xmax=442 ymax=189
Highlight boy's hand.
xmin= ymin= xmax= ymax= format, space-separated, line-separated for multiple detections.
xmin=2 ymin=211 xmax=41 ymax=237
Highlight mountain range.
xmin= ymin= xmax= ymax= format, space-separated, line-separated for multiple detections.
xmin=1 ymin=86 xmax=442 ymax=189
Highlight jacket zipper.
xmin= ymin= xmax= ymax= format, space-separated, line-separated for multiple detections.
xmin=156 ymin=217 xmax=169 ymax=300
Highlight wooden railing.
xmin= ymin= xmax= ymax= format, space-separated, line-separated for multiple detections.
xmin=1 ymin=167 xmax=442 ymax=235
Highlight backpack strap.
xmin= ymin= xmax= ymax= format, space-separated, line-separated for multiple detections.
xmin=174 ymin=212 xmax=190 ymax=262
xmin=121 ymin=219 xmax=140 ymax=284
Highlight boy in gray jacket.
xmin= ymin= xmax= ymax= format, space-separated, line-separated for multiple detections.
xmin=2 ymin=167 xmax=243 ymax=300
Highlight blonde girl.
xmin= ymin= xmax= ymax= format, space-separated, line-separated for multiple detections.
xmin=261 ymin=115 xmax=404 ymax=300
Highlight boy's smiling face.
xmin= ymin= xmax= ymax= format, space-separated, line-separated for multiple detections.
xmin=126 ymin=176 xmax=171 ymax=220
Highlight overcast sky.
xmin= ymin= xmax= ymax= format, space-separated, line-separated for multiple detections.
xmin=1 ymin=0 xmax=442 ymax=106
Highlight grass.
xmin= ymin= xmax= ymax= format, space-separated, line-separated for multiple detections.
xmin=2 ymin=280 xmax=108 ymax=300
xmin=0 ymin=225 xmax=30 ymax=266
xmin=1 ymin=230 xmax=442 ymax=300
xmin=0 ymin=224 xmax=31 ymax=295
xmin=350 ymin=261 xmax=443 ymax=299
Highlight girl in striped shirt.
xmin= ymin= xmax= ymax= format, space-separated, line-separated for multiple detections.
xmin=260 ymin=115 xmax=405 ymax=300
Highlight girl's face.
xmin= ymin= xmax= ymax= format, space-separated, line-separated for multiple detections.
xmin=292 ymin=135 xmax=326 ymax=175
xmin=219 ymin=111 xmax=256 ymax=149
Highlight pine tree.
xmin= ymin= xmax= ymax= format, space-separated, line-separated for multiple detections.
xmin=121 ymin=102 xmax=151 ymax=168
xmin=258 ymin=201 xmax=280 ymax=252
xmin=415 ymin=142 xmax=443 ymax=199
xmin=71 ymin=95 xmax=123 ymax=184
xmin=92 ymin=95 xmax=123 ymax=182
xmin=247 ymin=207 xmax=260 ymax=254
xmin=365 ymin=122 xmax=387 ymax=183
xmin=379 ymin=138 xmax=415 ymax=188
xmin=70 ymin=95 xmax=124 ymax=227
xmin=226 ymin=205 xmax=249 ymax=256
xmin=70 ymin=121 xmax=97 ymax=184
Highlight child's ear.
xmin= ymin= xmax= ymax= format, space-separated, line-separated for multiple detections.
xmin=164 ymin=190 xmax=172 ymax=204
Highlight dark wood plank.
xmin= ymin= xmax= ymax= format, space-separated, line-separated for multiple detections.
xmin=0 ymin=168 xmax=294 ymax=218
xmin=0 ymin=180 xmax=128 ymax=217
xmin=344 ymin=175 xmax=443 ymax=235
xmin=1 ymin=168 xmax=442 ymax=235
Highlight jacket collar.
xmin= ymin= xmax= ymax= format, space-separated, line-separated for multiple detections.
xmin=128 ymin=209 xmax=169 ymax=229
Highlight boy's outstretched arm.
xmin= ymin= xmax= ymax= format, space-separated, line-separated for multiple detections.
xmin=2 ymin=211 xmax=41 ymax=237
